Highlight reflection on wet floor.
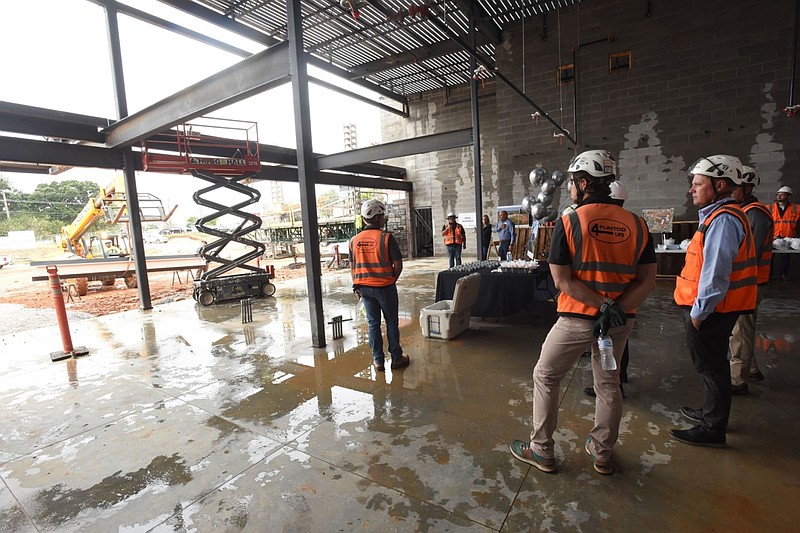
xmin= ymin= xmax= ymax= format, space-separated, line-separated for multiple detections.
xmin=0 ymin=257 xmax=798 ymax=532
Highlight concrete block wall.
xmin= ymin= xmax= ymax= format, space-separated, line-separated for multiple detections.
xmin=386 ymin=199 xmax=410 ymax=258
xmin=382 ymin=0 xmax=800 ymax=256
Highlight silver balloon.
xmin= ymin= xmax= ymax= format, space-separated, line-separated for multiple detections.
xmin=521 ymin=195 xmax=534 ymax=213
xmin=532 ymin=202 xmax=547 ymax=220
xmin=543 ymin=207 xmax=558 ymax=222
xmin=539 ymin=168 xmax=549 ymax=180
xmin=552 ymin=170 xmax=566 ymax=186
xmin=529 ymin=168 xmax=546 ymax=187
xmin=536 ymin=191 xmax=552 ymax=207
xmin=540 ymin=179 xmax=556 ymax=195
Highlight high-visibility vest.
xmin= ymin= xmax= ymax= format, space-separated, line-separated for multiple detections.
xmin=770 ymin=202 xmax=800 ymax=238
xmin=557 ymin=203 xmax=650 ymax=318
xmin=674 ymin=204 xmax=757 ymax=314
xmin=443 ymin=224 xmax=466 ymax=245
xmin=743 ymin=202 xmax=773 ymax=286
xmin=350 ymin=228 xmax=397 ymax=287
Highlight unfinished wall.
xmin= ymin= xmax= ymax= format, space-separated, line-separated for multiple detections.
xmin=382 ymin=0 xmax=800 ymax=257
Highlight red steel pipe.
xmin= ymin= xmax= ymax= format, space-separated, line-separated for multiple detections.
xmin=46 ymin=265 xmax=88 ymax=361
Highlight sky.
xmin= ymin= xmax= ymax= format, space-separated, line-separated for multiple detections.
xmin=0 ymin=0 xmax=386 ymax=224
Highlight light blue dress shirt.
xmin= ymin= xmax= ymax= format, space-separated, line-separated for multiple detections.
xmin=494 ymin=218 xmax=515 ymax=243
xmin=692 ymin=198 xmax=745 ymax=321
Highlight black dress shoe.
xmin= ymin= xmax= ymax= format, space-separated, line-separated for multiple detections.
xmin=670 ymin=425 xmax=726 ymax=448
xmin=680 ymin=406 xmax=703 ymax=424
xmin=749 ymin=371 xmax=765 ymax=382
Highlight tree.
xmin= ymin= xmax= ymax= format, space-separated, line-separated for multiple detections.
xmin=26 ymin=180 xmax=101 ymax=225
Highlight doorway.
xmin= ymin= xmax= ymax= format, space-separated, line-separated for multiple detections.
xmin=412 ymin=207 xmax=433 ymax=257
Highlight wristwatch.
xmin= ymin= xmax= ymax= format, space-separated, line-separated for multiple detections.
xmin=599 ymin=298 xmax=615 ymax=313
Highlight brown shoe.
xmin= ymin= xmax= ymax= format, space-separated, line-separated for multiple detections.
xmin=390 ymin=355 xmax=410 ymax=370
xmin=509 ymin=440 xmax=557 ymax=473
xmin=585 ymin=437 xmax=613 ymax=475
xmin=731 ymin=383 xmax=749 ymax=395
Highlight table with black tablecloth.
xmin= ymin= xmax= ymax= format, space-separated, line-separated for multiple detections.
xmin=434 ymin=263 xmax=558 ymax=321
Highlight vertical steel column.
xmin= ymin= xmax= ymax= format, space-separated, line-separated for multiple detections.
xmin=103 ymin=1 xmax=151 ymax=309
xmin=470 ymin=3 xmax=483 ymax=259
xmin=287 ymin=0 xmax=326 ymax=348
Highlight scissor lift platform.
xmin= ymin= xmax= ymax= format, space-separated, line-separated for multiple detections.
xmin=192 ymin=271 xmax=275 ymax=306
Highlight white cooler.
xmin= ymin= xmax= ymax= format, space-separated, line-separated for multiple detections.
xmin=420 ymin=272 xmax=482 ymax=340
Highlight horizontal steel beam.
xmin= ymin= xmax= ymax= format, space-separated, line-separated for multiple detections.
xmin=0 ymin=135 xmax=124 ymax=169
xmin=306 ymin=55 xmax=408 ymax=107
xmin=103 ymin=41 xmax=292 ymax=148
xmin=254 ymin=166 xmax=411 ymax=191
xmin=0 ymin=101 xmax=107 ymax=143
xmin=316 ymin=128 xmax=473 ymax=170
xmin=157 ymin=0 xmax=279 ymax=47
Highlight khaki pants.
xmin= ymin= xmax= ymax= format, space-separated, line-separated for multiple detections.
xmin=729 ymin=285 xmax=765 ymax=386
xmin=530 ymin=317 xmax=634 ymax=463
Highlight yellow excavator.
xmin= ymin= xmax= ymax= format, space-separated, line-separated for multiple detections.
xmin=59 ymin=175 xmax=177 ymax=295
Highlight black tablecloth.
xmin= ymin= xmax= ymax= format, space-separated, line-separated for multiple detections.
xmin=434 ymin=264 xmax=558 ymax=321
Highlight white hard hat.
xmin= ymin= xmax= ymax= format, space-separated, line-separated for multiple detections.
xmin=609 ymin=180 xmax=627 ymax=201
xmin=778 ymin=186 xmax=793 ymax=195
xmin=360 ymin=198 xmax=386 ymax=219
xmin=688 ymin=155 xmax=743 ymax=185
xmin=568 ymin=150 xmax=616 ymax=180
xmin=741 ymin=166 xmax=760 ymax=188
xmin=446 ymin=212 xmax=457 ymax=218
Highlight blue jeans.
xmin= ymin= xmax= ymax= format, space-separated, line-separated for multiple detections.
xmin=498 ymin=239 xmax=511 ymax=261
xmin=446 ymin=244 xmax=463 ymax=268
xmin=360 ymin=284 xmax=403 ymax=365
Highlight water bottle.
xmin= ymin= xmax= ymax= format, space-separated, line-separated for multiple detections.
xmin=598 ymin=334 xmax=617 ymax=371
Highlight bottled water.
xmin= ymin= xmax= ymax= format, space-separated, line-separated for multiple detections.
xmin=598 ymin=334 xmax=617 ymax=371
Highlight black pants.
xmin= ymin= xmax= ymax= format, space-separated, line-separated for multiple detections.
xmin=684 ymin=311 xmax=739 ymax=435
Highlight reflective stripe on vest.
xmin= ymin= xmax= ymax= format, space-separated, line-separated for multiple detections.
xmin=443 ymin=224 xmax=466 ymax=245
xmin=743 ymin=202 xmax=774 ymax=285
xmin=557 ymin=203 xmax=649 ymax=317
xmin=674 ymin=204 xmax=758 ymax=313
xmin=771 ymin=202 xmax=800 ymax=238
xmin=350 ymin=229 xmax=397 ymax=287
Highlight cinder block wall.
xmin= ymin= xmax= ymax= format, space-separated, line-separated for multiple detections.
xmin=382 ymin=0 xmax=800 ymax=257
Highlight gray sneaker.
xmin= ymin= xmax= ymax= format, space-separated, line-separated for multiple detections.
xmin=509 ymin=440 xmax=557 ymax=473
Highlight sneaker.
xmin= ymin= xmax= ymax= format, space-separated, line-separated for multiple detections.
xmin=731 ymin=383 xmax=749 ymax=395
xmin=584 ymin=437 xmax=613 ymax=475
xmin=749 ymin=371 xmax=765 ymax=382
xmin=390 ymin=355 xmax=410 ymax=370
xmin=669 ymin=426 xmax=726 ymax=448
xmin=509 ymin=440 xmax=557 ymax=473
xmin=680 ymin=407 xmax=703 ymax=424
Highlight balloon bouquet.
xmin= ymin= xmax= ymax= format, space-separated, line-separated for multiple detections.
xmin=522 ymin=168 xmax=567 ymax=222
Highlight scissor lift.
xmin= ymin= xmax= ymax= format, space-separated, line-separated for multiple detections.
xmin=142 ymin=117 xmax=275 ymax=306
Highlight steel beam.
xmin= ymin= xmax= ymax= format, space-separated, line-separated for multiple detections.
xmin=0 ymin=136 xmax=123 ymax=168
xmin=0 ymin=101 xmax=107 ymax=143
xmin=103 ymin=42 xmax=292 ymax=148
xmin=157 ymin=0 xmax=279 ymax=47
xmin=316 ymin=129 xmax=473 ymax=170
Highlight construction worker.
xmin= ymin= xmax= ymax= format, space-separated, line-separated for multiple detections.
xmin=671 ymin=155 xmax=757 ymax=448
xmin=350 ymin=198 xmax=410 ymax=372
xmin=770 ymin=185 xmax=799 ymax=280
xmin=728 ymin=166 xmax=773 ymax=393
xmin=509 ymin=150 xmax=656 ymax=475
xmin=441 ymin=212 xmax=466 ymax=268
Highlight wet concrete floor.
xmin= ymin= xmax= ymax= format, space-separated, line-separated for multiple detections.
xmin=1 ymin=257 xmax=798 ymax=532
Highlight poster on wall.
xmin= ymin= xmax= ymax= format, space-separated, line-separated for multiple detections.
xmin=642 ymin=208 xmax=674 ymax=234
xmin=458 ymin=212 xmax=477 ymax=229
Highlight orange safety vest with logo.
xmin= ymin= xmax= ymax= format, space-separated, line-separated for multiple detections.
xmin=743 ymin=202 xmax=773 ymax=286
xmin=350 ymin=228 xmax=397 ymax=287
xmin=674 ymin=204 xmax=757 ymax=313
xmin=557 ymin=203 xmax=649 ymax=318
xmin=443 ymin=224 xmax=466 ymax=246
xmin=771 ymin=202 xmax=800 ymax=238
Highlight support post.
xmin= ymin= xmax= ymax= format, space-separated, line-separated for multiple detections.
xmin=470 ymin=4 xmax=483 ymax=259
xmin=47 ymin=266 xmax=88 ymax=361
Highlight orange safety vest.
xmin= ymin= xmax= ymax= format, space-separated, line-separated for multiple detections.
xmin=743 ymin=202 xmax=773 ymax=286
xmin=770 ymin=202 xmax=800 ymax=238
xmin=674 ymin=204 xmax=757 ymax=313
xmin=350 ymin=228 xmax=397 ymax=287
xmin=557 ymin=203 xmax=650 ymax=318
xmin=443 ymin=224 xmax=466 ymax=246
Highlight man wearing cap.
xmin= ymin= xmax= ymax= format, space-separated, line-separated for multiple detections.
xmin=771 ymin=186 xmax=799 ymax=281
xmin=672 ymin=155 xmax=757 ymax=448
xmin=441 ymin=212 xmax=466 ymax=268
xmin=728 ymin=167 xmax=773 ymax=393
xmin=494 ymin=210 xmax=515 ymax=261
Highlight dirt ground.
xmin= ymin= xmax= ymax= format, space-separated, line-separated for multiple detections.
xmin=0 ymin=238 xmax=346 ymax=316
